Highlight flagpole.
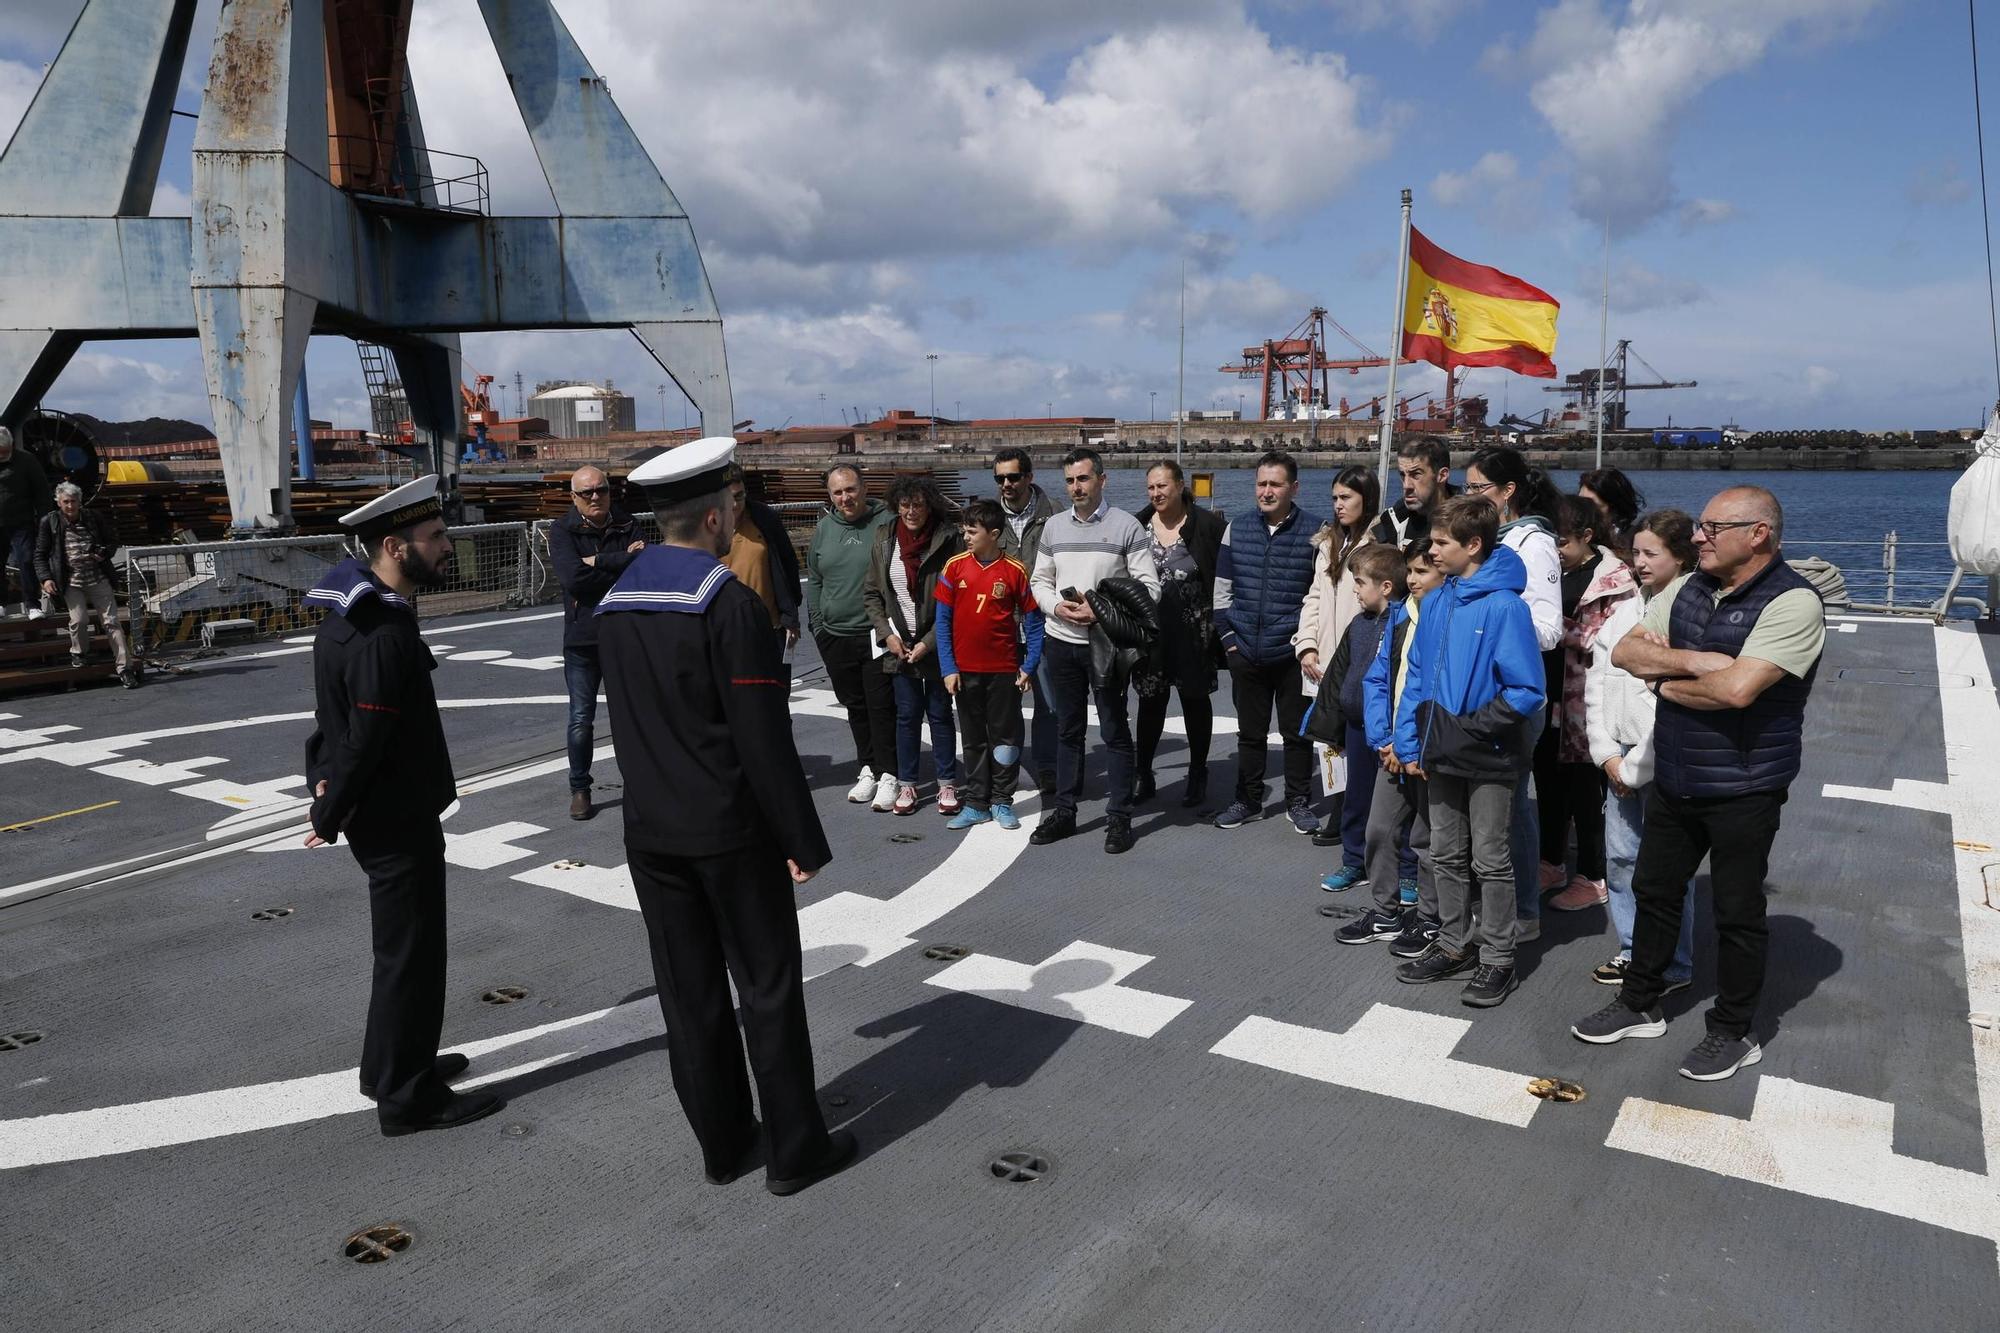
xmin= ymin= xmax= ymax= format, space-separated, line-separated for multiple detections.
xmin=1595 ymin=213 xmax=1609 ymax=469
xmin=1177 ymin=259 xmax=1186 ymax=460
xmin=1378 ymin=188 xmax=1413 ymax=499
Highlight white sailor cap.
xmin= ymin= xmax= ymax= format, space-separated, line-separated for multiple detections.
xmin=338 ymin=473 xmax=443 ymax=540
xmin=628 ymin=435 xmax=737 ymax=503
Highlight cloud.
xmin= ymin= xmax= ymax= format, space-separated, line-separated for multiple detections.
xmin=1676 ymin=197 xmax=1737 ymax=231
xmin=1428 ymin=150 xmax=1548 ymax=230
xmin=1606 ymin=260 xmax=1704 ymax=313
xmin=150 ymin=180 xmax=191 ymax=217
xmin=1907 ymin=160 xmax=1973 ymax=209
xmin=1801 ymin=363 xmax=1839 ymax=397
xmin=1491 ymin=0 xmax=1883 ymax=227
xmin=0 ymin=57 xmax=42 ymax=148
xmin=1319 ymin=0 xmax=1482 ymax=42
xmin=1130 ymin=270 xmax=1312 ymax=340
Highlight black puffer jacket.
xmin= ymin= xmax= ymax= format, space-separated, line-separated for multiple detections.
xmin=1085 ymin=576 xmax=1158 ymax=694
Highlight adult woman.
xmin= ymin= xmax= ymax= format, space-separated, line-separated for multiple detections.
xmin=1578 ymin=467 xmax=1646 ymax=556
xmin=862 ymin=475 xmax=964 ymax=816
xmin=1582 ymin=509 xmax=1699 ymax=990
xmin=1463 ymin=446 xmax=1563 ymax=940
xmin=1134 ymin=460 xmax=1227 ymax=807
xmin=1293 ymin=465 xmax=1380 ymax=686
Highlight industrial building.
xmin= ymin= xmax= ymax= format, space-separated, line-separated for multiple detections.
xmin=529 ymin=381 xmax=639 ymax=439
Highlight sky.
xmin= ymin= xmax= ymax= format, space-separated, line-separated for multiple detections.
xmin=1 ymin=0 xmax=1996 ymax=435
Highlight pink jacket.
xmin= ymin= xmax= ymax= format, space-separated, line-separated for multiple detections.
xmin=1559 ymin=548 xmax=1637 ymax=764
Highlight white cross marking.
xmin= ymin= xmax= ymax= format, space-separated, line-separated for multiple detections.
xmin=924 ymin=940 xmax=1192 ymax=1038
xmin=442 ymin=821 xmax=550 ymax=869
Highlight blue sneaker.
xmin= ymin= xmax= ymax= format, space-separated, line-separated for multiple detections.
xmin=946 ymin=807 xmax=993 ymax=830
xmin=991 ymin=804 xmax=1020 ymax=830
xmin=1285 ymin=800 xmax=1321 ymax=836
xmin=1398 ymin=878 xmax=1419 ymax=906
xmin=1320 ymin=865 xmax=1368 ymax=893
xmin=1212 ymin=800 xmax=1261 ymax=829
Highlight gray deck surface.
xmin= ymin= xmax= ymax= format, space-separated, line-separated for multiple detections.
xmin=1 ymin=610 xmax=1995 ymax=1331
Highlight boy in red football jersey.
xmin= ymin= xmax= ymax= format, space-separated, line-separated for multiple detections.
xmin=936 ymin=498 xmax=1045 ymax=830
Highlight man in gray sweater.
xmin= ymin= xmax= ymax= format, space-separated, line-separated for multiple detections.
xmin=1027 ymin=448 xmax=1159 ymax=854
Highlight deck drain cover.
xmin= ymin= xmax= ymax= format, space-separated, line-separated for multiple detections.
xmin=1527 ymin=1077 xmax=1586 ymax=1104
xmin=502 ymin=1122 xmax=535 ymax=1138
xmin=922 ymin=944 xmax=970 ymax=961
xmin=343 ymin=1224 xmax=413 ymax=1263
xmin=988 ymin=1150 xmax=1050 ymax=1183
xmin=480 ymin=986 xmax=529 ymax=1005
xmin=826 ymin=1092 xmax=851 ymax=1108
xmin=889 ymin=832 xmax=923 ymax=844
xmin=250 ymin=907 xmax=294 ymax=921
xmin=0 ymin=1031 xmax=44 ymax=1052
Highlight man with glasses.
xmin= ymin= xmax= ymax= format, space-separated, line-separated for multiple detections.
xmin=992 ymin=447 xmax=1061 ymax=801
xmin=549 ymin=465 xmax=644 ymax=821
xmin=1570 ymin=485 xmax=1824 ymax=1083
xmin=1370 ymin=438 xmax=1453 ymax=556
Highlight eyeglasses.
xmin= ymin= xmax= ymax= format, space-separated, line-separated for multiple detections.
xmin=897 ymin=498 xmax=928 ymax=510
xmin=993 ymin=472 xmax=1026 ymax=484
xmin=1697 ymin=519 xmax=1761 ymax=539
xmin=1461 ymin=480 xmax=1498 ymax=496
xmin=571 ymin=486 xmax=609 ymax=498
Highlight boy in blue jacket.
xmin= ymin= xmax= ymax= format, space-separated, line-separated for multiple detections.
xmin=1389 ymin=496 xmax=1546 ymax=1007
xmin=1315 ymin=543 xmax=1411 ymax=895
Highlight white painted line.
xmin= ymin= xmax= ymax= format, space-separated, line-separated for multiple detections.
xmin=512 ymin=859 xmax=639 ymax=910
xmin=0 ymin=721 xmax=80 ymax=750
xmin=419 ymin=610 xmax=563 ymax=637
xmin=1210 ymin=1004 xmax=1542 ymax=1128
xmin=91 ymin=756 xmax=228 ymax=786
xmin=440 ymin=648 xmax=513 ymax=663
xmin=489 ymin=656 xmax=566 ymax=671
xmin=1821 ymin=777 xmax=1949 ymax=812
xmin=172 ymin=775 xmax=309 ymax=811
xmin=925 ymin=940 xmax=1192 ymax=1038
xmin=442 ymin=821 xmax=550 ymax=869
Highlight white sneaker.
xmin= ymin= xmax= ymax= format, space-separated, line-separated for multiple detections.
xmin=846 ymin=767 xmax=876 ymax=803
xmin=871 ymin=771 xmax=899 ymax=812
xmin=26 ymin=607 xmax=45 ymax=621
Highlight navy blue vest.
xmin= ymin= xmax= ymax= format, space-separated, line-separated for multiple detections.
xmin=1223 ymin=505 xmax=1321 ymax=663
xmin=1653 ymin=558 xmax=1821 ymax=798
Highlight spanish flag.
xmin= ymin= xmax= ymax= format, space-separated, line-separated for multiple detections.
xmin=1401 ymin=229 xmax=1559 ymax=378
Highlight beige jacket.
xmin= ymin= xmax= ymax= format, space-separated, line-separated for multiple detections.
xmin=1292 ymin=525 xmax=1373 ymax=664
xmin=1583 ymin=592 xmax=1656 ymax=788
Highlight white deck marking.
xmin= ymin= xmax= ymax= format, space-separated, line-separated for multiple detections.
xmin=91 ymin=756 xmax=228 ymax=786
xmin=1210 ymin=1004 xmax=1542 ymax=1128
xmin=443 ymin=821 xmax=550 ymax=869
xmin=0 ymin=720 xmax=80 ymax=749
xmin=1821 ymin=776 xmax=1949 ymax=811
xmin=172 ymin=775 xmax=309 ymax=810
xmin=925 ymin=941 xmax=1191 ymax=1038
xmin=489 ymin=655 xmax=566 ymax=670
xmin=439 ymin=648 xmax=513 ymax=663
xmin=512 ymin=859 xmax=639 ymax=910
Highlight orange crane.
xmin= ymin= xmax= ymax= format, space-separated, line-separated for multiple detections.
xmin=1220 ymin=307 xmax=1388 ymax=420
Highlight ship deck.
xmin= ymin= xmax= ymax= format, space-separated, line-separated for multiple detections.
xmin=2 ymin=610 xmax=1997 ymax=1330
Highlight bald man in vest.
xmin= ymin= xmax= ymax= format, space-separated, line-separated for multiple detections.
xmin=1569 ymin=485 xmax=1824 ymax=1082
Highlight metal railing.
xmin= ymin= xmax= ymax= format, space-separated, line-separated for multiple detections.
xmin=329 ymin=134 xmax=490 ymax=214
xmin=1780 ymin=534 xmax=1986 ymax=618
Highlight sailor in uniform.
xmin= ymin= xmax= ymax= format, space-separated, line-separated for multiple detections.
xmin=302 ymin=475 xmax=504 ymax=1136
xmin=596 ymin=437 xmax=858 ymax=1194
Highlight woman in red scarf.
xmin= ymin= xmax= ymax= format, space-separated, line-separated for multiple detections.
xmin=862 ymin=475 xmax=964 ymax=815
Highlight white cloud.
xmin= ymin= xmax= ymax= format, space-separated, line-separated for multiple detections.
xmin=1129 ymin=270 xmax=1313 ymax=339
xmin=1606 ymin=259 xmax=1704 ymax=313
xmin=1431 ymin=151 xmax=1521 ymax=207
xmin=0 ymin=57 xmax=42 ymax=149
xmin=1320 ymin=0 xmax=1482 ymax=42
xmin=1677 ymin=197 xmax=1737 ymax=230
xmin=150 ymin=180 xmax=191 ymax=217
xmin=1491 ymin=0 xmax=1883 ymax=227
xmin=1801 ymin=363 xmax=1839 ymax=397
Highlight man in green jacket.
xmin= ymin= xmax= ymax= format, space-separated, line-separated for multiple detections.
xmin=0 ymin=426 xmax=55 ymax=618
xmin=807 ymin=463 xmax=898 ymax=810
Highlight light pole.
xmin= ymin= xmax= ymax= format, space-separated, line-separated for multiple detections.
xmin=656 ymin=384 xmax=667 ymax=430
xmin=926 ymin=352 xmax=939 ymax=440
xmin=1149 ymin=389 xmax=1157 ymax=421
xmin=1237 ymin=391 xmax=1244 ymax=420
xmin=1046 ymin=400 xmax=1053 ymax=420
xmin=818 ymin=391 xmax=826 ymax=421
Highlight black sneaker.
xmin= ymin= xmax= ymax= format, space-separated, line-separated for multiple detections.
xmin=1133 ymin=772 xmax=1156 ymax=804
xmin=1678 ymin=1032 xmax=1762 ymax=1082
xmin=1395 ymin=941 xmax=1478 ymax=984
xmin=1460 ymin=964 xmax=1517 ymax=1008
xmin=1310 ymin=823 xmax=1344 ymax=849
xmin=1103 ymin=816 xmax=1135 ymax=855
xmin=1334 ymin=907 xmax=1404 ymax=945
xmin=1570 ymin=998 xmax=1667 ymax=1044
xmin=1388 ymin=913 xmax=1441 ymax=958
xmin=1029 ymin=811 xmax=1076 ymax=846
xmin=1591 ymin=956 xmax=1629 ymax=986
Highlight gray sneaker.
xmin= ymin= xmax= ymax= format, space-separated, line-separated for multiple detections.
xmin=1678 ymin=1032 xmax=1763 ymax=1082
xmin=1570 ymin=998 xmax=1667 ymax=1044
xmin=1285 ymin=800 xmax=1321 ymax=835
xmin=1212 ymin=800 xmax=1262 ymax=830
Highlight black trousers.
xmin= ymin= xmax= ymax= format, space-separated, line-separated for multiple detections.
xmin=1620 ymin=786 xmax=1789 ymax=1039
xmin=1227 ymin=653 xmax=1311 ymax=807
xmin=348 ymin=823 xmax=449 ymax=1120
xmin=957 ymin=672 xmax=1024 ymax=809
xmin=816 ymin=630 xmax=896 ymax=776
xmin=1045 ymin=636 xmax=1133 ymax=819
xmin=1533 ymin=717 xmax=1565 ymax=864
xmin=628 ymin=843 xmax=833 ymax=1181
xmin=1135 ymin=684 xmax=1213 ymax=778
xmin=1553 ymin=761 xmax=1608 ymax=879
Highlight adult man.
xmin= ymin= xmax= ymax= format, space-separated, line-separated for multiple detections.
xmin=1571 ymin=485 xmax=1824 ymax=1081
xmin=807 ymin=463 xmax=897 ymax=809
xmin=548 ymin=465 xmax=644 ymax=821
xmin=302 ymin=475 xmax=501 ymax=1136
xmin=1028 ymin=447 xmax=1159 ymax=854
xmin=1212 ymin=451 xmax=1323 ymax=834
xmin=993 ymin=447 xmax=1061 ymax=800
xmin=1370 ymin=438 xmax=1454 ymax=555
xmin=724 ymin=465 xmax=803 ymax=684
xmin=596 ymin=437 xmax=856 ymax=1194
xmin=34 ymin=482 xmax=136 ymax=686
xmin=0 ymin=425 xmax=53 ymax=618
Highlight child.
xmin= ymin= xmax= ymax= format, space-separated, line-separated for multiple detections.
xmin=1581 ymin=509 xmax=1700 ymax=990
xmin=1545 ymin=495 xmax=1637 ymax=912
xmin=1335 ymin=547 xmax=1446 ymax=952
xmin=1315 ymin=544 xmax=1410 ymax=894
xmin=1389 ymin=496 xmax=1546 ymax=1008
xmin=936 ymin=499 xmax=1045 ymax=831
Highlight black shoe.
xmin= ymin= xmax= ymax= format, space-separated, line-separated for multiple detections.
xmin=1180 ymin=766 xmax=1208 ymax=808
xmin=1029 ymin=811 xmax=1076 ymax=845
xmin=378 ymin=1088 xmax=505 ymax=1137
xmin=1678 ymin=1032 xmax=1763 ymax=1082
xmin=1334 ymin=907 xmax=1405 ymax=945
xmin=766 ymin=1129 xmax=859 ymax=1196
xmin=1133 ymin=771 xmax=1156 ymax=804
xmin=1570 ymin=998 xmax=1667 ymax=1044
xmin=1395 ymin=941 xmax=1479 ymax=984
xmin=704 ymin=1136 xmax=762 ymax=1185
xmin=1310 ymin=824 xmax=1344 ymax=849
xmin=1103 ymin=816 xmax=1135 ymax=855
xmin=1460 ymin=964 xmax=1518 ymax=1008
xmin=69 ymin=652 xmax=84 ymax=669
xmin=1388 ymin=913 xmax=1441 ymax=958
xmin=119 ymin=667 xmax=140 ymax=689
xmin=360 ymin=1052 xmax=471 ymax=1100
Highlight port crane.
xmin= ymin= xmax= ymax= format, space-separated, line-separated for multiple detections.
xmin=1546 ymin=339 xmax=1695 ymax=432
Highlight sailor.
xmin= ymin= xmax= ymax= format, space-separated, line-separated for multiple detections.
xmin=596 ymin=437 xmax=858 ymax=1194
xmin=302 ymin=474 xmax=503 ymax=1136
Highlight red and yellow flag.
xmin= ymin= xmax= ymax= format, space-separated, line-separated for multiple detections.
xmin=1401 ymin=229 xmax=1559 ymax=378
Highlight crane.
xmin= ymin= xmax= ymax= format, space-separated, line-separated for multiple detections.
xmin=1545 ymin=339 xmax=1695 ymax=432
xmin=1220 ymin=307 xmax=1389 ymax=420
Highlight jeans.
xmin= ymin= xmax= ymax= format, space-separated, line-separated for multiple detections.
xmin=1510 ymin=770 xmax=1539 ymax=923
xmin=1227 ymin=653 xmax=1311 ymax=808
xmin=1429 ymin=771 xmax=1520 ymax=968
xmin=1 ymin=523 xmax=33 ymax=608
xmin=1028 ymin=654 xmax=1058 ymax=789
xmin=815 ymin=631 xmax=896 ymax=776
xmin=1045 ymin=636 xmax=1133 ymax=819
xmin=1621 ymin=785 xmax=1788 ymax=1038
xmin=1604 ymin=773 xmax=1693 ymax=982
xmin=893 ymin=669 xmax=958 ymax=785
xmin=563 ymin=644 xmax=602 ymax=794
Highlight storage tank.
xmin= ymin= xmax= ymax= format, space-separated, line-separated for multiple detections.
xmin=529 ymin=381 xmax=638 ymax=439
